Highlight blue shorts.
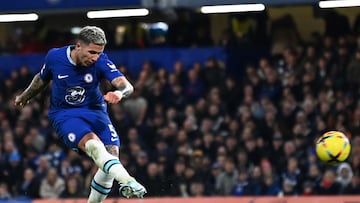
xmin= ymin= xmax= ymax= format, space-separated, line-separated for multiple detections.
xmin=49 ymin=108 xmax=120 ymax=151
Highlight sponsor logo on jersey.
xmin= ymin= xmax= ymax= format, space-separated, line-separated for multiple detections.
xmin=107 ymin=63 xmax=118 ymax=72
xmin=65 ymin=86 xmax=86 ymax=105
xmin=40 ymin=64 xmax=46 ymax=75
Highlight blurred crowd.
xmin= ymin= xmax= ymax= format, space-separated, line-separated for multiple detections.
xmin=2 ymin=23 xmax=360 ymax=201
xmin=1 ymin=36 xmax=360 ymax=200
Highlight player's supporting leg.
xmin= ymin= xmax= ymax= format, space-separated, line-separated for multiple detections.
xmin=88 ymin=169 xmax=113 ymax=203
xmin=79 ymin=134 xmax=146 ymax=198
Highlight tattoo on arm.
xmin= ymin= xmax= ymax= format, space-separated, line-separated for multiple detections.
xmin=111 ymin=76 xmax=134 ymax=98
xmin=21 ymin=73 xmax=49 ymax=101
xmin=105 ymin=145 xmax=119 ymax=157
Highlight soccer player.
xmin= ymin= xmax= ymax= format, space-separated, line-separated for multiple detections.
xmin=14 ymin=26 xmax=146 ymax=202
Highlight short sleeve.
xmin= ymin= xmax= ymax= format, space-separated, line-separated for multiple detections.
xmin=98 ymin=54 xmax=123 ymax=81
xmin=39 ymin=55 xmax=52 ymax=81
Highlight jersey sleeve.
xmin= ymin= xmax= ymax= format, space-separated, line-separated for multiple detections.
xmin=98 ymin=54 xmax=123 ymax=81
xmin=39 ymin=51 xmax=53 ymax=81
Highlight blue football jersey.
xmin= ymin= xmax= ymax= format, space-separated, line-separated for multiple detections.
xmin=39 ymin=45 xmax=123 ymax=113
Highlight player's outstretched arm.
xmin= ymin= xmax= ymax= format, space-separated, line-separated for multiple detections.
xmin=14 ymin=73 xmax=49 ymax=107
xmin=104 ymin=76 xmax=134 ymax=104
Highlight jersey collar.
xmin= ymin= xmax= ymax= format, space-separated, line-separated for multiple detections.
xmin=67 ymin=45 xmax=77 ymax=66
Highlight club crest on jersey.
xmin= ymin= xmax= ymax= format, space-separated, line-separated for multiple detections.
xmin=84 ymin=73 xmax=93 ymax=83
xmin=68 ymin=133 xmax=76 ymax=142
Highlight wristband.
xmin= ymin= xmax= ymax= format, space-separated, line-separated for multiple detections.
xmin=114 ymin=90 xmax=124 ymax=98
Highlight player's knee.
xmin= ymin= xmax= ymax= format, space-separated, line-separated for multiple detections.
xmin=79 ymin=132 xmax=100 ymax=151
xmin=85 ymin=139 xmax=120 ymax=174
xmin=85 ymin=139 xmax=104 ymax=160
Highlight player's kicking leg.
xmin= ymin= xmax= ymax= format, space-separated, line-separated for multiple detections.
xmin=79 ymin=133 xmax=146 ymax=200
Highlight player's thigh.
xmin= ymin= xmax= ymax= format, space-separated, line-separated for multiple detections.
xmin=92 ymin=112 xmax=120 ymax=147
xmin=53 ymin=117 xmax=92 ymax=151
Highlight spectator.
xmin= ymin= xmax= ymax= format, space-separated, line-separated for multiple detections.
xmin=18 ymin=167 xmax=40 ymax=199
xmin=25 ymin=127 xmax=46 ymax=154
xmin=317 ymin=169 xmax=341 ymax=195
xmin=44 ymin=142 xmax=66 ymax=169
xmin=184 ymin=69 xmax=205 ymax=104
xmin=231 ymin=169 xmax=249 ymax=196
xmin=280 ymin=178 xmax=298 ymax=196
xmin=18 ymin=66 xmax=34 ymax=90
xmin=244 ymin=137 xmax=262 ymax=166
xmin=0 ymin=182 xmax=12 ymax=201
xmin=281 ymin=157 xmax=303 ymax=193
xmin=204 ymin=57 xmax=226 ymax=89
xmin=304 ymin=164 xmax=322 ymax=192
xmin=261 ymin=175 xmax=281 ymax=196
xmin=2 ymin=144 xmax=23 ymax=194
xmin=269 ymin=133 xmax=285 ymax=174
xmin=169 ymin=159 xmax=187 ymax=196
xmin=182 ymin=166 xmax=196 ymax=196
xmin=270 ymin=14 xmax=302 ymax=56
xmin=122 ymin=86 xmax=148 ymax=125
xmin=34 ymin=155 xmax=51 ymax=180
xmin=189 ymin=181 xmax=206 ymax=196
xmin=259 ymin=68 xmax=282 ymax=103
xmin=346 ymin=48 xmax=360 ymax=90
xmin=342 ymin=174 xmax=360 ymax=194
xmin=133 ymin=151 xmax=149 ymax=184
xmin=350 ymin=153 xmax=360 ymax=176
xmin=221 ymin=77 xmax=241 ymax=117
xmin=173 ymin=61 xmax=188 ymax=86
xmin=39 ymin=167 xmax=65 ymax=199
xmin=302 ymin=181 xmax=315 ymax=196
xmin=165 ymin=83 xmax=187 ymax=111
xmin=246 ymin=166 xmax=263 ymax=196
xmin=138 ymin=61 xmax=156 ymax=87
xmin=235 ymin=149 xmax=251 ymax=173
xmin=60 ymin=176 xmax=86 ymax=198
xmin=336 ymin=162 xmax=353 ymax=191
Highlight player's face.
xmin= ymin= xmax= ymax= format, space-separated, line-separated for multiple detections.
xmin=76 ymin=42 xmax=105 ymax=67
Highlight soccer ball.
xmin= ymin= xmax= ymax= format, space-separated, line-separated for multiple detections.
xmin=315 ymin=131 xmax=351 ymax=165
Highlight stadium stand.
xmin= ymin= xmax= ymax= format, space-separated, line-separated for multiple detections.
xmin=1 ymin=1 xmax=360 ymax=202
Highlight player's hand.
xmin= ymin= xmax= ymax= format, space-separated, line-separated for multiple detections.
xmin=14 ymin=95 xmax=29 ymax=108
xmin=104 ymin=91 xmax=122 ymax=104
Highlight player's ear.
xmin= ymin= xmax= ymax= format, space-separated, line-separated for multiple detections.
xmin=76 ymin=42 xmax=81 ymax=49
